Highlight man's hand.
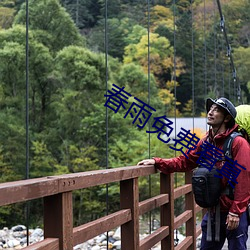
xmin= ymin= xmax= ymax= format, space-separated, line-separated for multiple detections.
xmin=137 ymin=159 xmax=155 ymax=166
xmin=226 ymin=213 xmax=240 ymax=230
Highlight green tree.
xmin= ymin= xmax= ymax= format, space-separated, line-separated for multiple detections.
xmin=0 ymin=39 xmax=28 ymax=180
xmin=87 ymin=17 xmax=138 ymax=60
xmin=51 ymin=46 xmax=105 ymax=142
xmin=234 ymin=46 xmax=250 ymax=102
xmin=0 ymin=41 xmax=25 ymax=101
xmin=0 ymin=25 xmax=56 ymax=132
xmin=222 ymin=0 xmax=250 ymax=45
xmin=0 ymin=6 xmax=15 ymax=29
xmin=14 ymin=0 xmax=84 ymax=52
xmin=46 ymin=46 xmax=112 ymax=169
xmin=30 ymin=141 xmax=57 ymax=177
xmin=123 ymin=31 xmax=184 ymax=115
xmin=148 ymin=5 xmax=174 ymax=33
xmin=0 ymin=112 xmax=26 ymax=180
xmin=117 ymin=63 xmax=164 ymax=112
xmin=61 ymin=0 xmax=101 ymax=28
xmin=124 ymin=32 xmax=185 ymax=86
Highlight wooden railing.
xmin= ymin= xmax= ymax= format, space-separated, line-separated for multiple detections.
xmin=0 ymin=165 xmax=203 ymax=250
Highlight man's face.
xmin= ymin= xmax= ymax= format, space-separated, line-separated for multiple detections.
xmin=207 ymin=104 xmax=226 ymax=127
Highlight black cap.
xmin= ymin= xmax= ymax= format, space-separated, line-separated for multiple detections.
xmin=206 ymin=97 xmax=237 ymax=119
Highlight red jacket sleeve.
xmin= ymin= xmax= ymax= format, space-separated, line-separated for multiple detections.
xmin=229 ymin=136 xmax=250 ymax=215
xmin=153 ymin=139 xmax=203 ymax=174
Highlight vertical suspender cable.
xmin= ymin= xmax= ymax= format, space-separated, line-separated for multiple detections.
xmin=191 ymin=1 xmax=195 ymax=129
xmin=218 ymin=18 xmax=225 ymax=96
xmin=76 ymin=0 xmax=79 ymax=27
xmin=147 ymin=0 xmax=152 ymax=234
xmin=222 ymin=60 xmax=225 ymax=96
xmin=228 ymin=64 xmax=231 ymax=100
xmin=172 ymin=0 xmax=179 ymax=244
xmin=204 ymin=0 xmax=209 ymax=133
xmin=220 ymin=39 xmax=225 ymax=96
xmin=147 ymin=0 xmax=151 ymax=177
xmin=204 ymin=0 xmax=207 ymax=98
xmin=173 ymin=1 xmax=176 ymax=160
xmin=233 ymin=72 xmax=236 ymax=103
xmin=213 ymin=0 xmax=217 ymax=96
xmin=104 ymin=0 xmax=109 ymax=247
xmin=25 ymin=0 xmax=30 ymax=245
xmin=173 ymin=0 xmax=177 ymax=188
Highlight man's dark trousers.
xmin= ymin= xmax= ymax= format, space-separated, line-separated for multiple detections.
xmin=200 ymin=210 xmax=249 ymax=250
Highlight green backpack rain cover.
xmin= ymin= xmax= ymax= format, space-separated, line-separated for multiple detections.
xmin=235 ymin=105 xmax=250 ymax=223
xmin=235 ymin=105 xmax=250 ymax=139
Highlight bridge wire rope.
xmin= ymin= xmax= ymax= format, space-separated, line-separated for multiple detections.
xmin=172 ymin=0 xmax=177 ymax=158
xmin=76 ymin=0 xmax=79 ymax=27
xmin=191 ymin=1 xmax=195 ymax=133
xmin=25 ymin=0 xmax=30 ymax=245
xmin=172 ymin=0 xmax=179 ymax=245
xmin=147 ymin=0 xmax=152 ymax=234
xmin=217 ymin=2 xmax=228 ymax=99
xmin=104 ymin=0 xmax=109 ymax=248
xmin=218 ymin=16 xmax=225 ymax=97
xmin=188 ymin=0 xmax=196 ymax=242
xmin=228 ymin=63 xmax=231 ymax=100
xmin=219 ymin=32 xmax=225 ymax=97
xmin=216 ymin=3 xmax=226 ymax=99
xmin=204 ymin=0 xmax=207 ymax=99
xmin=215 ymin=0 xmax=242 ymax=104
xmin=213 ymin=0 xmax=218 ymax=97
xmin=203 ymin=0 xmax=210 ymax=134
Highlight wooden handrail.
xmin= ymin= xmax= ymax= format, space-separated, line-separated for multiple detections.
xmin=0 ymin=165 xmax=155 ymax=206
xmin=0 ymin=165 xmax=203 ymax=250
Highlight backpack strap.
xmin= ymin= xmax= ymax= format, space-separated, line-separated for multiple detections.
xmin=222 ymin=132 xmax=242 ymax=198
xmin=215 ymin=203 xmax=220 ymax=241
xmin=223 ymin=131 xmax=242 ymax=158
xmin=206 ymin=204 xmax=221 ymax=242
xmin=207 ymin=208 xmax=212 ymax=241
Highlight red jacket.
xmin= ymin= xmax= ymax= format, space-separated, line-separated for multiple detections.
xmin=154 ymin=124 xmax=250 ymax=216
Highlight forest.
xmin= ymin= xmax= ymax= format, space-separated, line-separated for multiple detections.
xmin=0 ymin=0 xmax=249 ymax=228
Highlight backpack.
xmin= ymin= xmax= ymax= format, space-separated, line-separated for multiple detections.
xmin=192 ymin=167 xmax=221 ymax=208
xmin=192 ymin=132 xmax=240 ymax=208
xmin=191 ymin=132 xmax=241 ymax=242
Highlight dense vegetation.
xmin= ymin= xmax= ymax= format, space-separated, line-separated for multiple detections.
xmin=0 ymin=0 xmax=249 ymax=228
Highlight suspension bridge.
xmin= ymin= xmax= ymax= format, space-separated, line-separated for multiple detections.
xmin=0 ymin=0 xmax=249 ymax=249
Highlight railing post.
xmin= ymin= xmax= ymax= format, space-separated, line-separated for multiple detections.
xmin=160 ymin=173 xmax=174 ymax=250
xmin=44 ymin=192 xmax=73 ymax=250
xmin=185 ymin=171 xmax=196 ymax=250
xmin=120 ymin=178 xmax=139 ymax=250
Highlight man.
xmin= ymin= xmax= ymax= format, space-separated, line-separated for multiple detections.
xmin=138 ymin=97 xmax=250 ymax=250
